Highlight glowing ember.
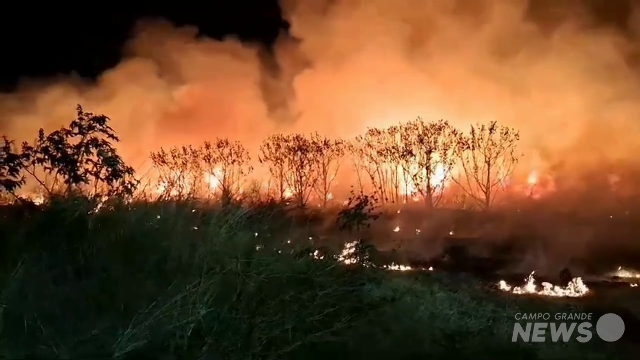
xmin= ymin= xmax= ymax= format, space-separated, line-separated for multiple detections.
xmin=609 ymin=266 xmax=640 ymax=279
xmin=498 ymin=271 xmax=589 ymax=297
xmin=338 ymin=240 xmax=359 ymax=265
xmin=384 ymin=263 xmax=412 ymax=271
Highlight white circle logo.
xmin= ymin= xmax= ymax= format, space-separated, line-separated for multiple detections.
xmin=596 ymin=313 xmax=625 ymax=342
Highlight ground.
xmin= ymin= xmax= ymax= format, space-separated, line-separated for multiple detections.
xmin=0 ymin=197 xmax=635 ymax=359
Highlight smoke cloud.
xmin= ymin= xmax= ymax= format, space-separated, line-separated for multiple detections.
xmin=3 ymin=0 xmax=640 ymax=274
xmin=1 ymin=0 xmax=639 ymax=180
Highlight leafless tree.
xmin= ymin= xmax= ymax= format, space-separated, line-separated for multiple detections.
xmin=282 ymin=134 xmax=320 ymax=207
xmin=150 ymin=145 xmax=202 ymax=199
xmin=453 ymin=121 xmax=520 ymax=210
xmin=309 ymin=132 xmax=345 ymax=207
xmin=200 ymin=139 xmax=253 ymax=201
xmin=398 ymin=118 xmax=458 ymax=208
xmin=350 ymin=127 xmax=401 ymax=204
xmin=260 ymin=134 xmax=288 ymax=201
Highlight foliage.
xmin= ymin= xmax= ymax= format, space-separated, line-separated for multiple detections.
xmin=0 ymin=137 xmax=26 ymax=196
xmin=337 ymin=188 xmax=380 ymax=232
xmin=0 ymin=198 xmax=623 ymax=359
xmin=1 ymin=105 xmax=138 ymax=202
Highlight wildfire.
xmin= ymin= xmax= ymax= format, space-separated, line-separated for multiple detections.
xmin=498 ymin=271 xmax=589 ymax=297
xmin=527 ymin=171 xmax=537 ymax=187
xmin=384 ymin=263 xmax=412 ymax=271
xmin=398 ymin=163 xmax=450 ymax=196
xmin=609 ymin=266 xmax=640 ymax=279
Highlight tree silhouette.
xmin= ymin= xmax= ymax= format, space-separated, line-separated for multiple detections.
xmin=150 ymin=145 xmax=202 ymax=199
xmin=200 ymin=139 xmax=253 ymax=201
xmin=0 ymin=137 xmax=26 ymax=197
xmin=259 ymin=134 xmax=288 ymax=201
xmin=282 ymin=134 xmax=320 ymax=207
xmin=310 ymin=132 xmax=345 ymax=207
xmin=20 ymin=105 xmax=138 ymax=199
xmin=453 ymin=121 xmax=520 ymax=210
xmin=398 ymin=118 xmax=458 ymax=208
xmin=350 ymin=128 xmax=398 ymax=204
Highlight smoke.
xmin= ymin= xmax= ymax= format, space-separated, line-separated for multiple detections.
xmin=2 ymin=0 xmax=639 ymax=169
xmin=2 ymin=0 xmax=640 ymax=272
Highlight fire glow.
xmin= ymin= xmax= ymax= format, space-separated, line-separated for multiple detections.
xmin=498 ymin=271 xmax=589 ymax=298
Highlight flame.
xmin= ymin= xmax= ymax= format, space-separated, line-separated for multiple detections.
xmin=610 ymin=266 xmax=640 ymax=279
xmin=384 ymin=263 xmax=412 ymax=271
xmin=527 ymin=171 xmax=538 ymax=187
xmin=498 ymin=271 xmax=589 ymax=297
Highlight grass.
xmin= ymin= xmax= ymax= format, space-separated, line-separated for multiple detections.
xmin=0 ymin=196 xmax=629 ymax=359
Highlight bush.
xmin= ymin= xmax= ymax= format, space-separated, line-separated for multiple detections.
xmin=0 ymin=198 xmax=624 ymax=359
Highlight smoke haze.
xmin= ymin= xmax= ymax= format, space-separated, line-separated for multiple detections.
xmin=1 ymin=0 xmax=639 ymax=180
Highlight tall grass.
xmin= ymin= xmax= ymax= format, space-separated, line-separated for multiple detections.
xmin=0 ymin=197 xmax=624 ymax=359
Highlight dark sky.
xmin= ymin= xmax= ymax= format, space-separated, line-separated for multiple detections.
xmin=0 ymin=2 xmax=287 ymax=91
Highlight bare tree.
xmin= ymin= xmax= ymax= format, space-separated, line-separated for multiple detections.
xmin=378 ymin=125 xmax=403 ymax=204
xmin=282 ymin=134 xmax=320 ymax=207
xmin=150 ymin=145 xmax=202 ymax=199
xmin=398 ymin=118 xmax=458 ymax=208
xmin=309 ymin=132 xmax=345 ymax=207
xmin=259 ymin=134 xmax=288 ymax=201
xmin=200 ymin=139 xmax=253 ymax=201
xmin=453 ymin=121 xmax=520 ymax=210
xmin=346 ymin=139 xmax=368 ymax=195
xmin=350 ymin=127 xmax=401 ymax=204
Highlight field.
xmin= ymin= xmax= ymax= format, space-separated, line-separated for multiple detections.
xmin=0 ymin=196 xmax=637 ymax=359
xmin=1 ymin=108 xmax=639 ymax=358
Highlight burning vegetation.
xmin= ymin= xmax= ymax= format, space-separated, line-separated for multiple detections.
xmin=2 ymin=1 xmax=640 ymax=357
xmin=498 ymin=271 xmax=589 ymax=298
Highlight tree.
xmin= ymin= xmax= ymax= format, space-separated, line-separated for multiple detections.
xmin=397 ymin=118 xmax=458 ymax=208
xmin=309 ymin=132 xmax=345 ymax=207
xmin=259 ymin=134 xmax=288 ymax=201
xmin=0 ymin=137 xmax=26 ymax=197
xmin=20 ymin=105 xmax=138 ymax=199
xmin=282 ymin=134 xmax=320 ymax=207
xmin=350 ymin=127 xmax=401 ymax=204
xmin=150 ymin=145 xmax=202 ymax=199
xmin=200 ymin=139 xmax=253 ymax=201
xmin=453 ymin=121 xmax=520 ymax=210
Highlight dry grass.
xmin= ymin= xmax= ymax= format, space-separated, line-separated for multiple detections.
xmin=0 ymin=196 xmax=627 ymax=359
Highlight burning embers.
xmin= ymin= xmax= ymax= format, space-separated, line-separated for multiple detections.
xmin=498 ymin=271 xmax=589 ymax=298
xmin=609 ymin=266 xmax=640 ymax=279
xmin=608 ymin=266 xmax=640 ymax=288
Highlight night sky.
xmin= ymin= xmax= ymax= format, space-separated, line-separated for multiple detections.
xmin=0 ymin=2 xmax=287 ymax=91
xmin=0 ymin=0 xmax=633 ymax=92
